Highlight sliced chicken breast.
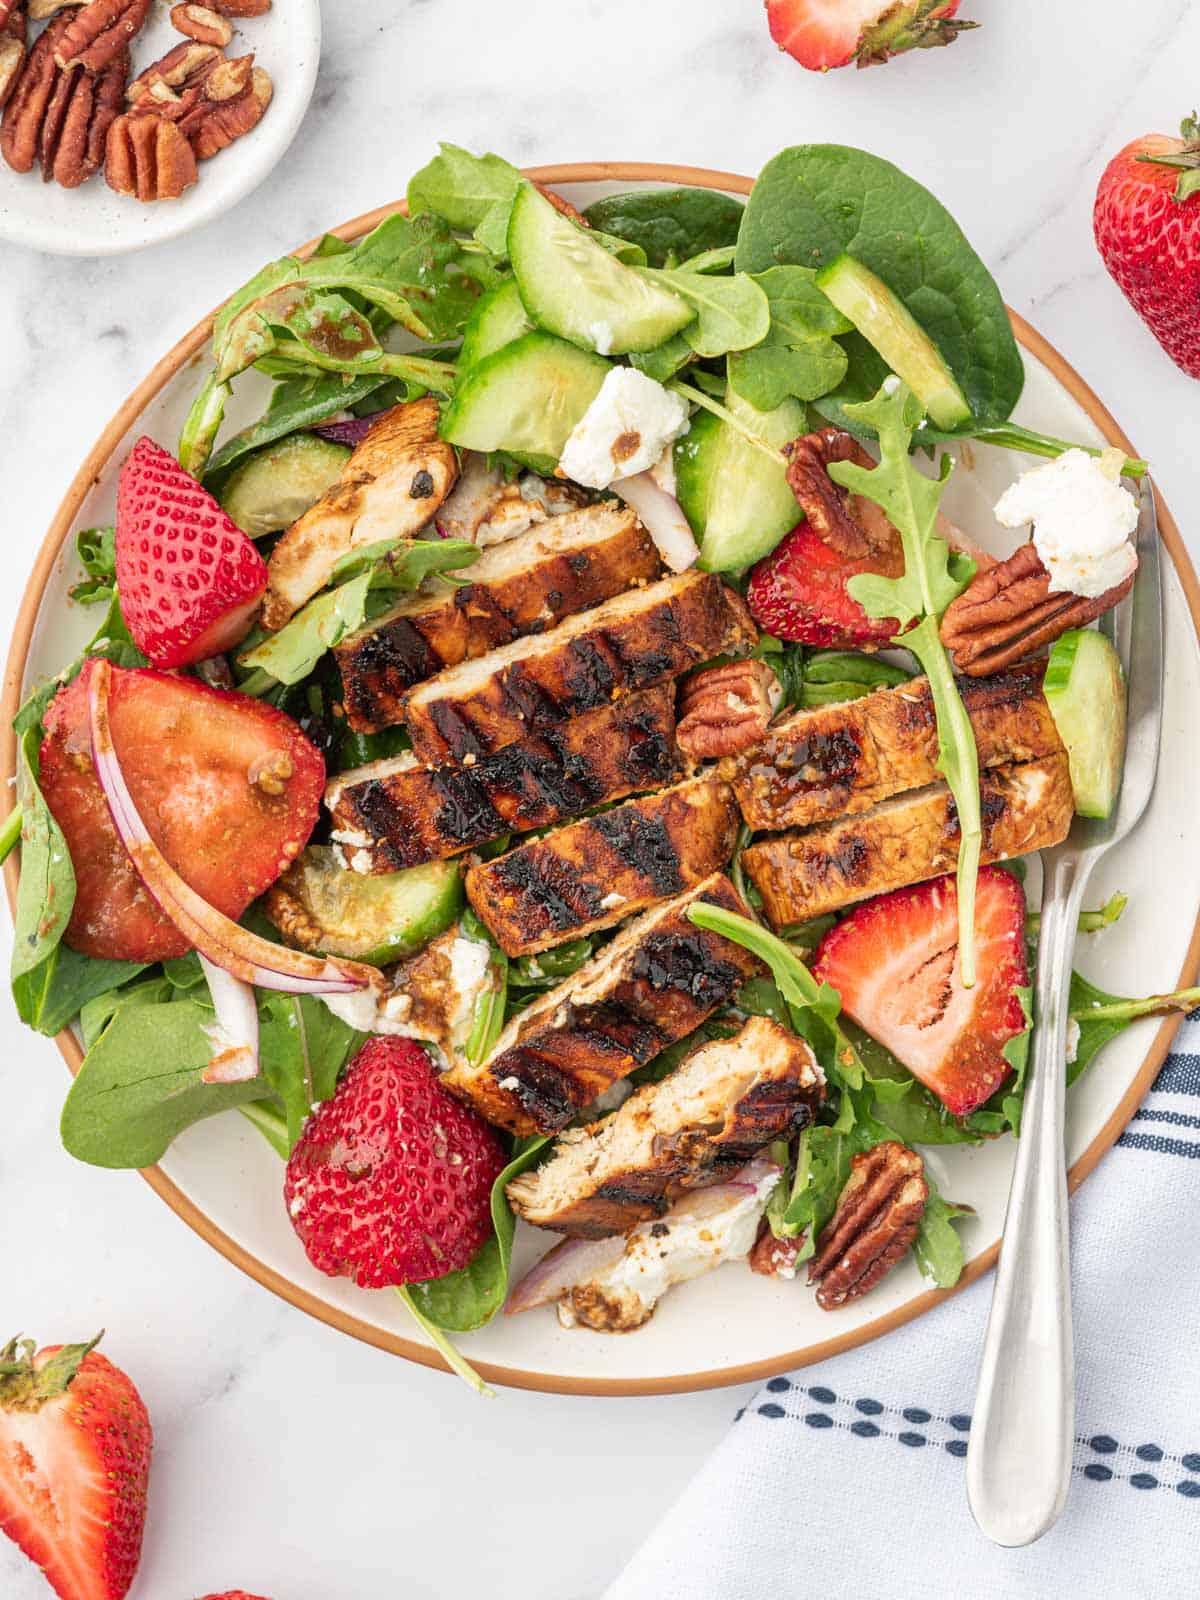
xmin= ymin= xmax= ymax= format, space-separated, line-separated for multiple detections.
xmin=507 ymin=1017 xmax=824 ymax=1237
xmin=403 ymin=570 xmax=757 ymax=766
xmin=465 ymin=774 xmax=740 ymax=957
xmin=326 ymin=684 xmax=681 ymax=872
xmin=262 ymin=398 xmax=458 ymax=629
xmin=334 ymin=504 xmax=661 ymax=732
xmin=732 ymin=660 xmax=1064 ymax=833
xmin=441 ymin=873 xmax=763 ymax=1137
xmin=742 ymin=753 xmax=1074 ymax=927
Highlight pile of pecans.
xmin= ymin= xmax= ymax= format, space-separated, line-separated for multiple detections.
xmin=0 ymin=0 xmax=274 ymax=201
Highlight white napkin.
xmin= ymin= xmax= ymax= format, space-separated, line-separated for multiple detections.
xmin=606 ymin=1016 xmax=1200 ymax=1599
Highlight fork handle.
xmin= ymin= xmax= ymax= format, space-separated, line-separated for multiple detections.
xmin=965 ymin=850 xmax=1091 ymax=1546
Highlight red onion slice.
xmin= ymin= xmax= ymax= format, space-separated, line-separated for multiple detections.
xmin=199 ymin=955 xmax=260 ymax=1083
xmin=87 ymin=661 xmax=378 ymax=998
xmin=312 ymin=412 xmax=387 ymax=448
xmin=613 ymin=471 xmax=699 ymax=572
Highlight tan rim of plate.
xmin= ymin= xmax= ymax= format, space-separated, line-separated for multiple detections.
xmin=3 ymin=163 xmax=1198 ymax=1396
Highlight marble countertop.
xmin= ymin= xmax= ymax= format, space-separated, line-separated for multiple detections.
xmin=2 ymin=3 xmax=1198 ymax=1596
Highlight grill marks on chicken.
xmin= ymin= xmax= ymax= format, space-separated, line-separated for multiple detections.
xmin=403 ymin=570 xmax=757 ymax=766
xmin=465 ymin=775 xmax=741 ymax=957
xmin=334 ymin=505 xmax=661 ymax=732
xmin=262 ymin=398 xmax=458 ymax=629
xmin=441 ymin=874 xmax=763 ymax=1137
xmin=731 ymin=660 xmax=1064 ymax=834
xmin=506 ymin=1017 xmax=824 ymax=1237
xmin=326 ymin=684 xmax=682 ymax=871
xmin=742 ymin=753 xmax=1074 ymax=927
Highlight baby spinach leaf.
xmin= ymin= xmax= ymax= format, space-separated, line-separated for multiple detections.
xmin=641 ymin=267 xmax=769 ymax=359
xmin=258 ymin=993 xmax=363 ymax=1150
xmin=202 ymin=373 xmax=394 ymax=487
xmin=736 ymin=145 xmax=1023 ymax=426
xmin=913 ymin=1175 xmax=972 ymax=1288
xmin=728 ymin=266 xmax=853 ymax=410
xmin=13 ymin=592 xmax=145 ymax=740
xmin=238 ymin=571 xmax=373 ymax=687
xmin=407 ymin=143 xmax=523 ymax=256
xmin=10 ymin=729 xmax=75 ymax=1030
xmin=583 ymin=188 xmax=745 ymax=269
xmin=407 ymin=1136 xmax=550 ymax=1332
xmin=79 ymin=973 xmax=171 ymax=1052
xmin=629 ymin=332 xmax=695 ymax=384
xmin=60 ymin=1001 xmax=267 ymax=1169
xmin=20 ymin=947 xmax=149 ymax=1041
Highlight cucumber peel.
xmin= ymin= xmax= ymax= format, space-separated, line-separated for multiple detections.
xmin=1043 ymin=629 xmax=1127 ymax=818
xmin=675 ymin=391 xmax=804 ymax=573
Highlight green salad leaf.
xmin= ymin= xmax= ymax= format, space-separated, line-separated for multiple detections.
xmin=202 ymin=372 xmax=395 ymax=488
xmin=728 ymin=266 xmax=853 ymax=410
xmin=407 ymin=142 xmax=523 ymax=256
xmin=239 ymin=570 xmax=373 ymax=688
xmin=913 ymin=1175 xmax=972 ymax=1288
xmin=832 ymin=380 xmax=980 ymax=984
xmin=10 ymin=729 xmax=76 ymax=1030
xmin=69 ymin=526 xmax=117 ymax=606
xmin=259 ymin=993 xmax=364 ymax=1150
xmin=583 ymin=188 xmax=745 ymax=269
xmin=640 ymin=267 xmax=769 ymax=359
xmin=736 ymin=145 xmax=1023 ymax=426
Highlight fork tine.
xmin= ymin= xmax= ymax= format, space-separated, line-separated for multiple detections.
xmin=1109 ymin=476 xmax=1163 ymax=835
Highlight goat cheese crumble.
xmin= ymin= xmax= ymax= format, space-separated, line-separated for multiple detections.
xmin=559 ymin=367 xmax=690 ymax=489
xmin=993 ymin=448 xmax=1138 ymax=600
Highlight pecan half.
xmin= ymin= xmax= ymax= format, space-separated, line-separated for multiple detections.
xmin=55 ymin=0 xmax=151 ymax=73
xmin=749 ymin=1222 xmax=806 ymax=1279
xmin=127 ymin=39 xmax=219 ymax=102
xmin=180 ymin=60 xmax=267 ymax=158
xmin=105 ymin=107 xmax=197 ymax=199
xmin=783 ymin=429 xmax=900 ymax=560
xmin=208 ymin=0 xmax=270 ymax=13
xmin=940 ymin=540 xmax=1136 ymax=677
xmin=40 ymin=39 xmax=125 ymax=185
xmin=808 ymin=1142 xmax=927 ymax=1309
xmin=0 ymin=4 xmax=25 ymax=113
xmin=676 ymin=658 xmax=781 ymax=762
xmin=200 ymin=50 xmax=252 ymax=102
xmin=171 ymin=3 xmax=233 ymax=45
xmin=1 ymin=10 xmax=71 ymax=172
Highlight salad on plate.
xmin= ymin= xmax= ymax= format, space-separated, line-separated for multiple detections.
xmin=6 ymin=142 xmax=1195 ymax=1393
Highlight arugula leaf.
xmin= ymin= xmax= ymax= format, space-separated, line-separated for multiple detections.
xmin=407 ymin=1136 xmax=550 ymax=1332
xmin=641 ymin=267 xmax=769 ymax=359
xmin=69 ymin=526 xmax=117 ymax=606
xmin=728 ymin=266 xmax=853 ymax=410
xmin=407 ymin=142 xmax=523 ymax=256
xmin=736 ymin=145 xmax=1023 ymax=426
xmin=913 ymin=1174 xmax=972 ymax=1288
xmin=10 ymin=729 xmax=76 ymax=1029
xmin=833 ymin=380 xmax=980 ymax=984
xmin=583 ymin=188 xmax=745 ymax=269
xmin=1067 ymin=972 xmax=1200 ymax=1081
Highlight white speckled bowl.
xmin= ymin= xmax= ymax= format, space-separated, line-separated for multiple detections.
xmin=0 ymin=0 xmax=320 ymax=256
xmin=5 ymin=165 xmax=1199 ymax=1394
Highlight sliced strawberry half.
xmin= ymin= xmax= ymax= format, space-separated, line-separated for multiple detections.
xmin=115 ymin=436 xmax=267 ymax=670
xmin=766 ymin=0 xmax=974 ymax=72
xmin=812 ymin=867 xmax=1028 ymax=1116
xmin=40 ymin=661 xmax=324 ymax=962
xmin=747 ymin=520 xmax=903 ymax=649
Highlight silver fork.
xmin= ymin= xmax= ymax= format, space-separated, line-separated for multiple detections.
xmin=965 ymin=477 xmax=1164 ymax=1546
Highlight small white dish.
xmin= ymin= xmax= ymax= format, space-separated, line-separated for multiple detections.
xmin=0 ymin=0 xmax=320 ymax=256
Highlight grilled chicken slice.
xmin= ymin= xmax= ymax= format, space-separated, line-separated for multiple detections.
xmin=403 ymin=571 xmax=758 ymax=767
xmin=262 ymin=399 xmax=458 ymax=629
xmin=465 ymin=774 xmax=740 ymax=957
xmin=326 ymin=684 xmax=681 ymax=873
xmin=441 ymin=873 xmax=763 ymax=1137
xmin=506 ymin=1156 xmax=781 ymax=1331
xmin=743 ymin=753 xmax=1074 ymax=927
xmin=732 ymin=660 xmax=1064 ymax=833
xmin=334 ymin=504 xmax=661 ymax=732
xmin=507 ymin=1017 xmax=824 ymax=1237
xmin=436 ymin=452 xmax=589 ymax=547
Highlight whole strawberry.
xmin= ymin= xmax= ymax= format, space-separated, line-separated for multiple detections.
xmin=1094 ymin=114 xmax=1200 ymax=379
xmin=766 ymin=0 xmax=977 ymax=71
xmin=195 ymin=1592 xmax=274 ymax=1599
xmin=285 ymin=1037 xmax=507 ymax=1289
xmin=115 ymin=436 xmax=267 ymax=669
xmin=0 ymin=1333 xmax=152 ymax=1600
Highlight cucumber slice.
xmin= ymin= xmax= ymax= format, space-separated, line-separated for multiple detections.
xmin=441 ymin=330 xmax=610 ymax=473
xmin=459 ymin=279 xmax=532 ymax=371
xmin=675 ymin=392 xmax=805 ymax=573
xmin=507 ymin=182 xmax=694 ymax=354
xmin=220 ymin=434 xmax=351 ymax=537
xmin=1043 ymin=629 xmax=1127 ymax=818
xmin=270 ymin=846 xmax=462 ymax=966
xmin=814 ymin=255 xmax=972 ymax=431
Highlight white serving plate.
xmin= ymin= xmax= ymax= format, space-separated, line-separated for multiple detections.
xmin=5 ymin=166 xmax=1199 ymax=1394
xmin=0 ymin=0 xmax=320 ymax=256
